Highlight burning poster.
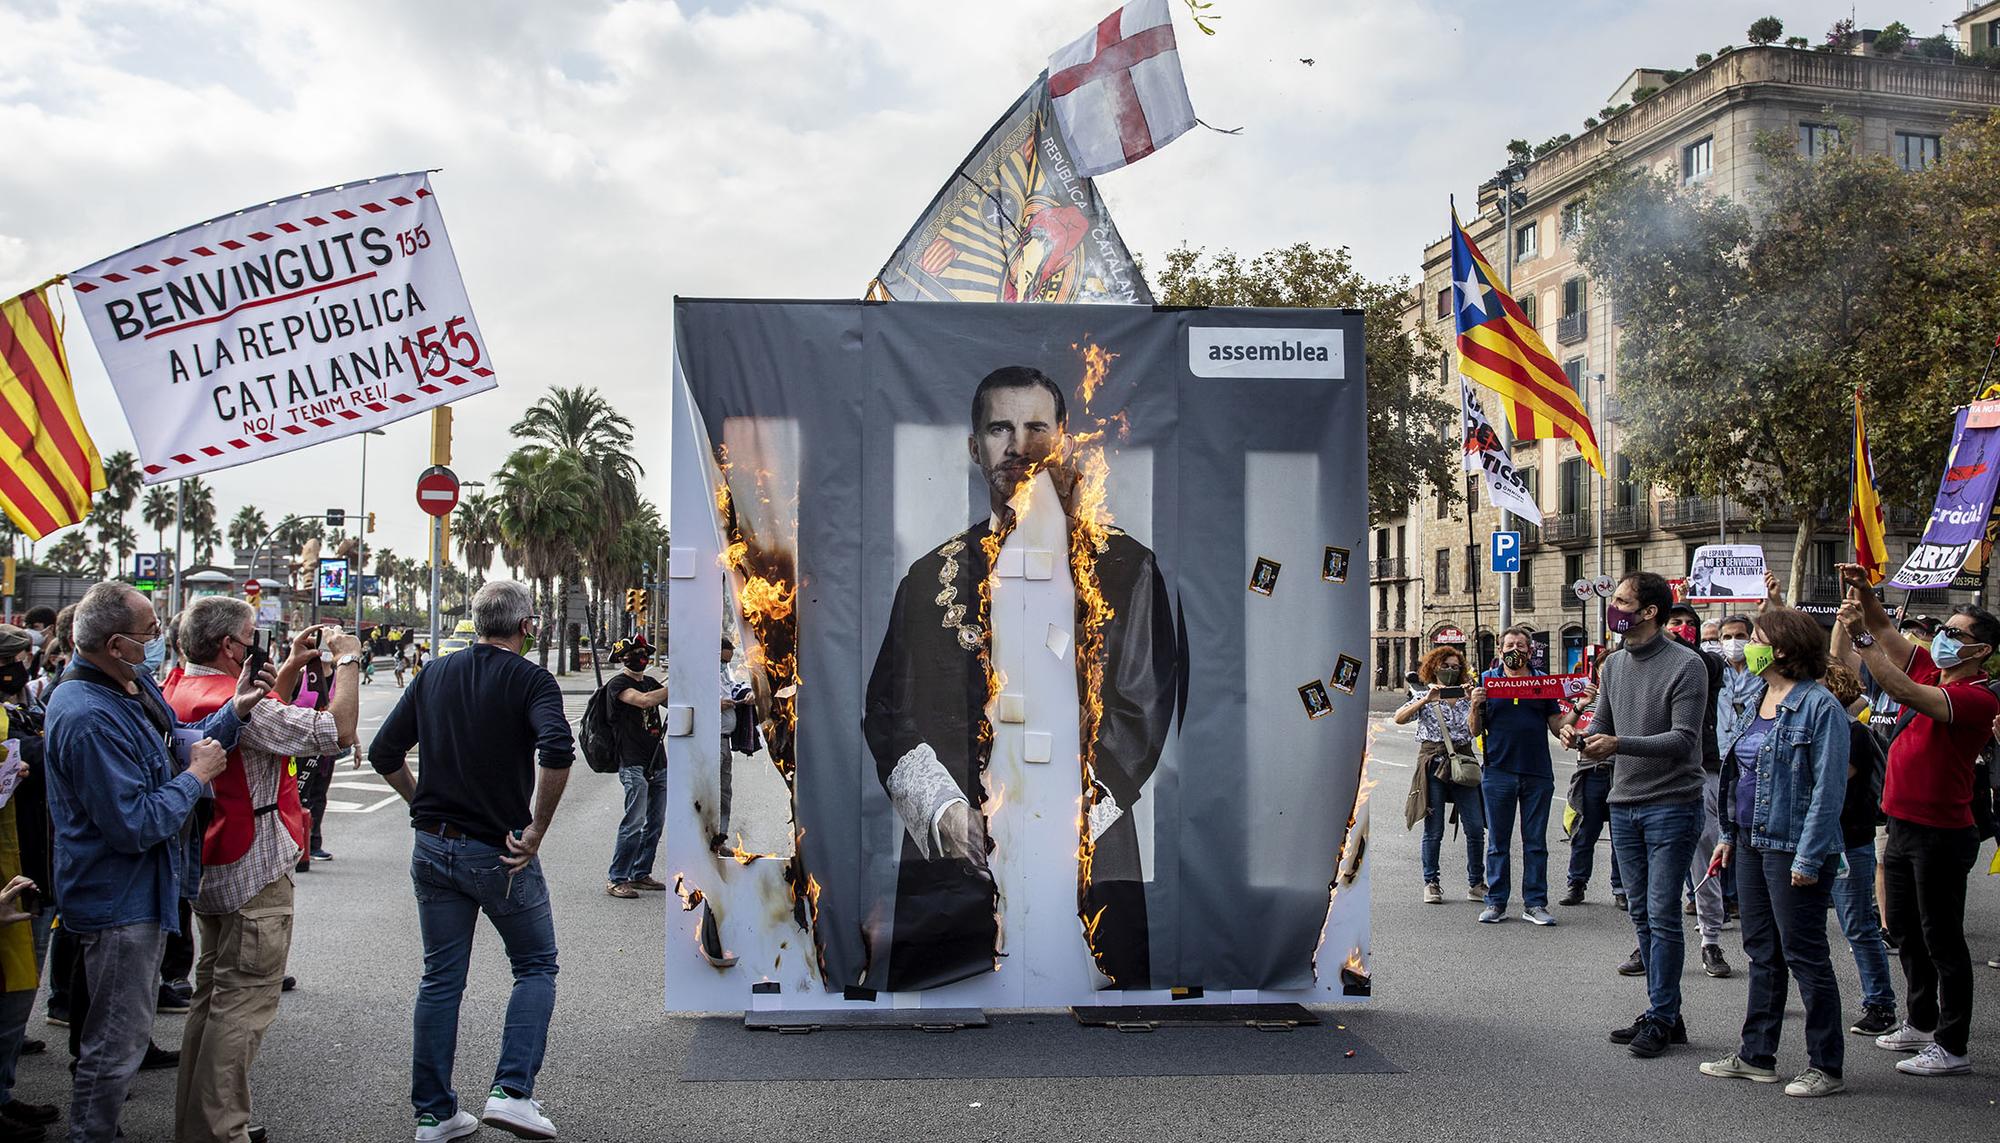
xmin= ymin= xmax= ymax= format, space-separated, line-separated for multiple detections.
xmin=665 ymin=301 xmax=1370 ymax=1011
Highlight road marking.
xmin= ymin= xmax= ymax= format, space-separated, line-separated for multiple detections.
xmin=327 ymin=793 xmax=404 ymax=814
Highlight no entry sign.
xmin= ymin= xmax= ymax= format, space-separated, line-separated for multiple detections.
xmin=416 ymin=465 xmax=460 ymax=518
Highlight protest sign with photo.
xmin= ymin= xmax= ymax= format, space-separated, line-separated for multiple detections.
xmin=1685 ymin=543 xmax=1767 ymax=603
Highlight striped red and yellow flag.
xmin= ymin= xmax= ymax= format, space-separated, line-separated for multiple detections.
xmin=1448 ymin=209 xmax=1603 ymax=474
xmin=1849 ymin=388 xmax=1888 ymax=585
xmin=0 ymin=281 xmax=104 ymax=540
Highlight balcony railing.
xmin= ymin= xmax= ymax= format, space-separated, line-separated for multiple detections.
xmin=1603 ymin=501 xmax=1650 ymax=537
xmin=1516 ymin=520 xmax=1542 ymax=546
xmin=1800 ymin=574 xmax=1840 ymax=603
xmin=1542 ymin=512 xmax=1594 ymax=545
xmin=1657 ymin=496 xmax=1761 ymax=533
xmin=1886 ymin=505 xmax=1924 ymax=531
xmin=1369 ymin=557 xmax=1409 ymax=581
xmin=1512 ymin=585 xmax=1536 ymax=609
xmin=1556 ymin=310 xmax=1588 ymax=345
xmin=1907 ymin=588 xmax=1951 ymax=609
xmin=1376 ymin=610 xmax=1391 ymax=630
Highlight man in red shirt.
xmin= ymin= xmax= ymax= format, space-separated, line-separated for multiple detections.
xmin=1835 ymin=564 xmax=1995 ymax=1078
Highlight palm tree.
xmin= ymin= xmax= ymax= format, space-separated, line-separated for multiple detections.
xmin=227 ymin=506 xmax=267 ymax=559
xmin=102 ymin=521 xmax=138 ymax=578
xmin=44 ymin=530 xmax=91 ymax=576
xmin=511 ymin=387 xmax=642 ymax=668
xmin=140 ymin=485 xmax=176 ymax=556
xmin=494 ymin=446 xmax=592 ymax=671
xmin=101 ymin=450 xmax=143 ymax=518
xmin=453 ymin=494 xmax=499 ymax=587
xmin=180 ymin=477 xmax=217 ymax=564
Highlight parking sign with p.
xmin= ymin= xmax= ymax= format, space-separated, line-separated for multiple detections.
xmin=1490 ymin=530 xmax=1521 ymax=574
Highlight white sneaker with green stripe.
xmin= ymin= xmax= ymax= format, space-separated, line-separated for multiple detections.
xmin=414 ymin=1108 xmax=479 ymax=1142
xmin=483 ymin=1085 xmax=557 ymax=1139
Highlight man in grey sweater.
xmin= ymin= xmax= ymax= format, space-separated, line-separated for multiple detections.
xmin=1561 ymin=570 xmax=1709 ymax=1058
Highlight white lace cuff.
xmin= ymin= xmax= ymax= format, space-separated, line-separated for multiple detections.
xmin=887 ymin=742 xmax=963 ymax=859
xmin=1088 ymin=790 xmax=1123 ymax=843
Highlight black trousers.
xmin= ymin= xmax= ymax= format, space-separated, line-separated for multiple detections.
xmin=1881 ymin=816 xmax=1981 ymax=1055
xmin=299 ymin=754 xmax=335 ymax=851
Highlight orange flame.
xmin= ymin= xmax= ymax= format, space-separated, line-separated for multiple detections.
xmin=738 ymin=574 xmax=796 ymax=624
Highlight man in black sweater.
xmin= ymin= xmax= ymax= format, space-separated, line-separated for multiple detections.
xmin=371 ymin=580 xmax=573 ymax=1143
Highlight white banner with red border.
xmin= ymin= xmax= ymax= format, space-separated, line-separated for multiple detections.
xmin=68 ymin=172 xmax=496 ymax=483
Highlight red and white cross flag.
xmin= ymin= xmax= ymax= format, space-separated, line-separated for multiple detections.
xmin=1046 ymin=0 xmax=1197 ymax=178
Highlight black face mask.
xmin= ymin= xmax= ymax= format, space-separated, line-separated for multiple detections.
xmin=0 ymin=661 xmax=28 ymax=695
xmin=625 ymin=656 xmax=651 ymax=672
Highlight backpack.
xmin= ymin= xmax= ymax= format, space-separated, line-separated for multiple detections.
xmin=579 ymin=684 xmax=621 ymax=774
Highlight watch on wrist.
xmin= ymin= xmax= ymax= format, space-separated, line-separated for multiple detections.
xmin=335 ymin=653 xmax=362 ymax=668
xmin=1851 ymin=631 xmax=1876 ymax=649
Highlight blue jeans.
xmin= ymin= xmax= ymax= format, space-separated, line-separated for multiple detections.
xmin=1737 ymin=845 xmax=1843 ymax=1074
xmin=607 ymin=764 xmax=668 ymax=884
xmin=1831 ymin=841 xmax=1896 ymax=1010
xmin=1611 ymin=801 xmax=1700 ymax=1022
xmin=1421 ymin=767 xmax=1486 ymax=887
xmin=1482 ymin=770 xmax=1553 ymax=909
xmin=409 ymin=832 xmax=559 ymax=1121
xmin=1565 ymin=765 xmax=1622 ymax=894
xmin=71 ymin=923 xmax=167 ymax=1143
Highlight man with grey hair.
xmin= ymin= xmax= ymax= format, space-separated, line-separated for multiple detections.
xmin=370 ymin=580 xmax=572 ymax=1142
xmin=163 ymin=600 xmax=362 ymax=1143
xmin=43 ymin=582 xmax=273 ymax=1143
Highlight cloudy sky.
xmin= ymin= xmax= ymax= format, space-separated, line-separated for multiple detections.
xmin=0 ymin=0 xmax=1959 ymax=569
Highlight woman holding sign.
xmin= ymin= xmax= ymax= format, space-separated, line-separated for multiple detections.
xmin=1398 ymin=646 xmax=1484 ymax=905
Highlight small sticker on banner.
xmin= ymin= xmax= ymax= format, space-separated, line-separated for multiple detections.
xmin=1298 ymin=680 xmax=1332 ymax=719
xmin=1045 ymin=625 xmax=1072 ymax=660
xmin=1321 ymin=546 xmax=1350 ymax=584
xmin=1249 ymin=557 xmax=1281 ymax=596
xmin=1330 ymin=654 xmax=1363 ymax=695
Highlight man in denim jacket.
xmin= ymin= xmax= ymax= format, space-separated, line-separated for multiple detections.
xmin=42 ymin=583 xmax=273 ymax=1143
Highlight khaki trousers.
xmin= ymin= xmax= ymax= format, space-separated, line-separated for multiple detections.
xmin=174 ymin=875 xmax=294 ymax=1143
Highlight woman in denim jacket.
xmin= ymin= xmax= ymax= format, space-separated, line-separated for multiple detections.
xmin=1700 ymin=606 xmax=1850 ymax=1098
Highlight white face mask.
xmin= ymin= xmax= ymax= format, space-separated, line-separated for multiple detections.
xmin=1699 ymin=639 xmax=1722 ymax=655
xmin=1719 ymin=637 xmax=1747 ymax=663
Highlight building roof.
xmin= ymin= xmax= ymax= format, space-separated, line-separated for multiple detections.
xmin=1956 ymin=1 xmax=2000 ymax=29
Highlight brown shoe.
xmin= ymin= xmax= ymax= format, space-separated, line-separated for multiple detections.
xmin=605 ymin=881 xmax=640 ymax=899
xmin=630 ymin=876 xmax=667 ymax=891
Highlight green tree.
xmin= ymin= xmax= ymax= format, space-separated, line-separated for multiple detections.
xmin=227 ymin=506 xmax=267 ymax=557
xmin=1152 ymin=243 xmax=1458 ymax=520
xmin=44 ymin=530 xmax=92 ymax=576
xmin=453 ymin=493 xmax=500 ymax=585
xmin=1576 ymin=120 xmax=1935 ymax=598
xmin=1746 ymin=16 xmax=1783 ymax=45
xmin=180 ymin=477 xmax=218 ymax=564
xmin=511 ymin=387 xmax=642 ymax=668
xmin=140 ymin=485 xmax=176 ymax=556
xmin=494 ymin=447 xmax=593 ymax=671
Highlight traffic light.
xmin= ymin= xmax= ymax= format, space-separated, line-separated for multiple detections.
xmin=636 ymin=589 xmax=650 ymax=616
xmin=624 ymin=588 xmax=641 ymax=613
xmin=326 ymin=508 xmax=346 ymax=528
xmin=367 ymin=512 xmax=376 ymax=534
xmin=1 ymin=557 xmax=13 ymax=598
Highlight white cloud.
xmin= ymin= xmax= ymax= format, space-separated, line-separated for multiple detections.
xmin=0 ymin=0 xmax=1939 ymax=572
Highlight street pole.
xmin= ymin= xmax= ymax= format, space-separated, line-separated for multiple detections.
xmin=355 ymin=431 xmax=370 ymax=633
xmin=1592 ymin=373 xmax=1607 ymax=648
xmin=171 ymin=478 xmax=185 ymax=615
xmin=1496 ymin=166 xmax=1521 ymax=635
xmin=428 ymin=515 xmax=442 ymax=655
xmin=655 ymin=542 xmax=665 ymax=646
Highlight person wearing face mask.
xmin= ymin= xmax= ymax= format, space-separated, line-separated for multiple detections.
xmin=41 ymin=582 xmax=272 ymax=1143
xmin=1834 ymin=564 xmax=1998 ymax=1078
xmin=1701 ymin=607 xmax=1850 ymax=1096
xmin=1469 ymin=627 xmax=1588 ymax=925
xmin=604 ymin=636 xmax=670 ymax=899
xmin=1397 ymin=645 xmax=1484 ymax=905
xmin=1666 ymin=603 xmax=1735 ymax=980
xmin=1560 ymin=571 xmax=1710 ymax=1059
xmin=369 ymin=580 xmax=573 ymax=1141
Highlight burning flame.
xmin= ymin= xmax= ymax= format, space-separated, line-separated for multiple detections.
xmin=738 ymin=574 xmax=796 ymax=624
xmin=673 ymin=873 xmax=704 ymax=912
xmin=1073 ymin=341 xmax=1117 ymax=406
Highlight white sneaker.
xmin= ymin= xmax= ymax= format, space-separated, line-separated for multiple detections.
xmin=483 ymin=1087 xmax=557 ymax=1139
xmin=1895 ymin=1043 xmax=1972 ymax=1076
xmin=414 ymin=1109 xmax=480 ymax=1142
xmin=1875 ymin=1022 xmax=1936 ymax=1053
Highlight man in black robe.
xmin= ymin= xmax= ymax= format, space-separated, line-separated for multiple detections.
xmin=864 ymin=365 xmax=1179 ymax=992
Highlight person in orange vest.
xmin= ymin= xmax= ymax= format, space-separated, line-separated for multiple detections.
xmin=163 ymin=600 xmax=360 ymax=1143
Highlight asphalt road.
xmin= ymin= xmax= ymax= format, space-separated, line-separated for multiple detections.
xmin=12 ymin=676 xmax=1999 ymax=1141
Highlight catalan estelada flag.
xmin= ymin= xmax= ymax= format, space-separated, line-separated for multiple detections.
xmin=1450 ymin=208 xmax=1602 ymax=474
xmin=0 ymin=281 xmax=103 ymax=540
xmin=1850 ymin=387 xmax=1888 ymax=585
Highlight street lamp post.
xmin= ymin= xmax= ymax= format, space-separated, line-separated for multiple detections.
xmin=1495 ymin=161 xmax=1528 ymax=636
xmin=355 ymin=429 xmax=385 ymax=634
